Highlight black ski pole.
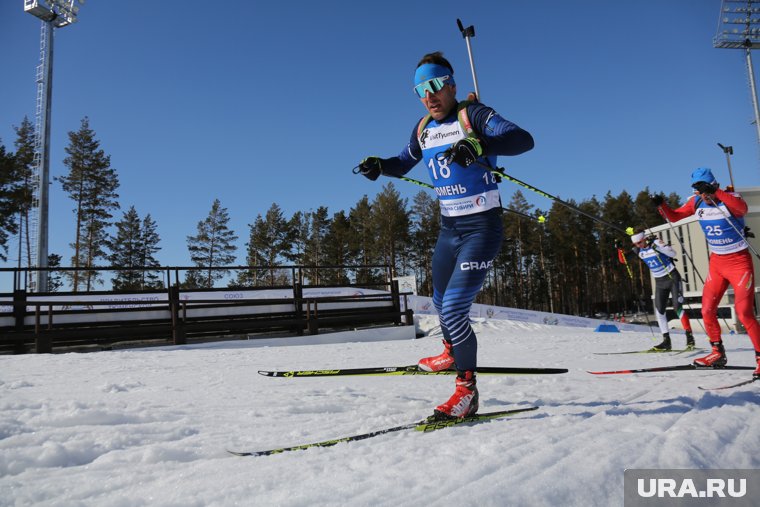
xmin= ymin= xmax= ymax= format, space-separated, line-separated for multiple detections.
xmin=474 ymin=161 xmax=629 ymax=234
xmin=351 ymin=165 xmax=541 ymax=223
xmin=394 ymin=174 xmax=541 ymax=222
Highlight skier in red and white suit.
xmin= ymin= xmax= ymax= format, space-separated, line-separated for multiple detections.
xmin=653 ymin=167 xmax=760 ymax=379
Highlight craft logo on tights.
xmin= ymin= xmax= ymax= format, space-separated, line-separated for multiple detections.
xmin=460 ymin=260 xmax=493 ymax=271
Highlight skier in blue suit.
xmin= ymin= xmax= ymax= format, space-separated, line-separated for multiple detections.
xmin=357 ymin=51 xmax=534 ymax=419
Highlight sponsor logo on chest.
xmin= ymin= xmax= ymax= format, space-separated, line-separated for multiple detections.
xmin=421 ymin=122 xmax=466 ymax=149
xmin=696 ymin=206 xmax=728 ymax=220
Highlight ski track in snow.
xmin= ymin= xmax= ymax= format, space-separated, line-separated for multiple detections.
xmin=1 ymin=316 xmax=759 ymax=507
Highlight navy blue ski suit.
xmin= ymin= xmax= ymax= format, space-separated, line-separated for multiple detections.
xmin=376 ymin=101 xmax=533 ymax=371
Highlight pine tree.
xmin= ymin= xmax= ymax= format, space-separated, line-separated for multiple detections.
xmin=371 ymin=182 xmax=410 ymax=279
xmin=12 ymin=117 xmax=36 ymax=273
xmin=496 ymin=191 xmax=536 ymax=308
xmin=182 ymin=269 xmax=205 ymax=290
xmin=599 ymin=191 xmax=636 ymax=314
xmin=633 ymin=188 xmax=665 ymax=230
xmin=577 ymin=197 xmax=604 ymax=316
xmin=46 ymin=253 xmax=64 ymax=292
xmin=139 ymin=214 xmax=162 ymax=289
xmin=303 ymin=206 xmax=330 ymax=284
xmin=186 ymin=199 xmax=238 ymax=288
xmin=237 ymin=213 xmax=268 ymax=287
xmin=108 ymin=206 xmax=142 ymax=290
xmin=409 ymin=191 xmax=439 ymax=296
xmin=239 ymin=203 xmax=289 ymax=287
xmin=546 ymin=201 xmax=582 ymax=315
xmin=534 ymin=208 xmax=554 ymax=313
xmin=322 ymin=210 xmax=352 ymax=284
xmin=58 ymin=117 xmax=120 ymax=291
xmin=665 ymin=192 xmax=683 ymax=209
xmin=0 ymin=141 xmax=19 ymax=262
xmin=347 ymin=196 xmax=378 ymax=284
xmin=107 ymin=206 xmax=162 ymax=290
xmin=283 ymin=211 xmax=310 ymax=266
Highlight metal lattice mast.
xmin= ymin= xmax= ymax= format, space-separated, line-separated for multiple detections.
xmin=24 ymin=0 xmax=83 ymax=292
xmin=714 ymin=0 xmax=760 ymax=154
xmin=29 ymin=20 xmax=54 ymax=291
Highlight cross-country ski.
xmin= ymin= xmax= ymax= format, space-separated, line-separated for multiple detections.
xmin=593 ymin=347 xmax=703 ymax=356
xmin=588 ymin=364 xmax=756 ymax=375
xmin=698 ymin=378 xmax=759 ymax=391
xmin=227 ymin=407 xmax=539 ymax=457
xmin=258 ymin=365 xmax=568 ymax=378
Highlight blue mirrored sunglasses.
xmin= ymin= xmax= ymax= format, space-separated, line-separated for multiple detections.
xmin=413 ymin=76 xmax=451 ymax=98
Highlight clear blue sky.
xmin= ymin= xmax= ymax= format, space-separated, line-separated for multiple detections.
xmin=1 ymin=0 xmax=758 ymax=272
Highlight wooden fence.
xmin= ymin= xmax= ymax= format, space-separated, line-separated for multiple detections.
xmin=0 ymin=265 xmax=414 ymax=354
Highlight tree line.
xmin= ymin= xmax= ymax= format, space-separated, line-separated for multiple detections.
xmin=0 ymin=117 xmax=684 ymax=316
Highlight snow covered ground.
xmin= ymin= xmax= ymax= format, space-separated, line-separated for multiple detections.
xmin=1 ymin=317 xmax=759 ymax=507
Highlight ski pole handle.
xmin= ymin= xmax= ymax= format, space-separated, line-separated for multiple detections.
xmin=456 ymin=19 xmax=476 ymax=41
xmin=717 ymin=143 xmax=736 ymax=189
xmin=456 ymin=18 xmax=481 ymax=101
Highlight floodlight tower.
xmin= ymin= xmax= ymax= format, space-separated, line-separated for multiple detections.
xmin=23 ymin=0 xmax=84 ymax=292
xmin=714 ymin=0 xmax=760 ymax=151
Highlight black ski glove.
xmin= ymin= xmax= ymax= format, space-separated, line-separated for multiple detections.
xmin=357 ymin=157 xmax=383 ymax=181
xmin=650 ymin=194 xmax=664 ymax=206
xmin=445 ymin=138 xmax=483 ymax=167
xmin=692 ymin=181 xmax=718 ymax=195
